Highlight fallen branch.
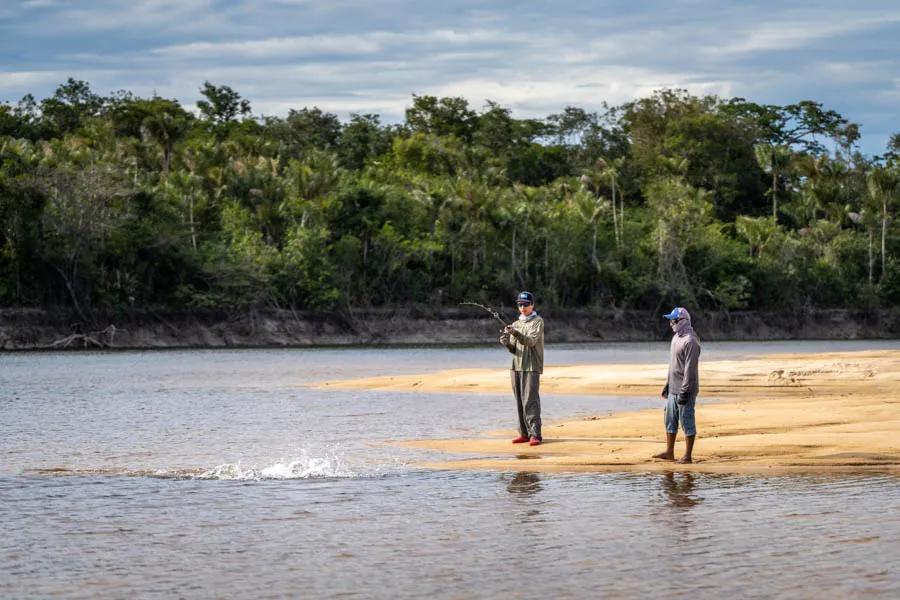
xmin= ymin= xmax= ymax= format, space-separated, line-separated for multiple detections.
xmin=49 ymin=333 xmax=106 ymax=349
xmin=49 ymin=324 xmax=122 ymax=349
xmin=90 ymin=324 xmax=121 ymax=346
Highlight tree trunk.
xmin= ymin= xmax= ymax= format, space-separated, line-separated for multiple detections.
xmin=612 ymin=181 xmax=621 ymax=247
xmin=881 ymin=198 xmax=888 ymax=281
xmin=511 ymin=224 xmax=517 ymax=277
xmin=189 ymin=195 xmax=197 ymax=251
xmin=869 ymin=229 xmax=874 ymax=283
xmin=591 ymin=222 xmax=598 ymax=294
xmin=544 ymin=237 xmax=549 ymax=285
xmin=772 ymin=170 xmax=778 ymax=220
xmin=657 ymin=223 xmax=664 ymax=281
xmin=52 ymin=262 xmax=90 ymax=323
xmin=610 ymin=187 xmax=619 ymax=248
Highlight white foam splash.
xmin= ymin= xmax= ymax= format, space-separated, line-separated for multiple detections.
xmin=196 ymin=449 xmax=356 ymax=481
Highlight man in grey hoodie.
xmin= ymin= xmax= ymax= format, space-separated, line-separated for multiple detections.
xmin=653 ymin=307 xmax=701 ymax=464
xmin=499 ymin=291 xmax=544 ymax=446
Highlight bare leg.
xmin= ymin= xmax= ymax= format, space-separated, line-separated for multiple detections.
xmin=676 ymin=435 xmax=695 ymax=464
xmin=653 ymin=432 xmax=676 ymax=460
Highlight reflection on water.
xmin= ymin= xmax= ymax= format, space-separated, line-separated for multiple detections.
xmin=506 ymin=472 xmax=543 ymax=496
xmin=661 ymin=472 xmax=700 ymax=509
xmin=2 ymin=471 xmax=898 ymax=599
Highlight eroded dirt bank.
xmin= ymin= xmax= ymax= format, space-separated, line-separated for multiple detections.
xmin=3 ymin=307 xmax=900 ymax=350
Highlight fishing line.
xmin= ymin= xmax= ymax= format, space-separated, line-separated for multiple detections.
xmin=459 ymin=301 xmax=509 ymax=327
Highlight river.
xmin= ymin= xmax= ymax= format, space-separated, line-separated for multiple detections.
xmin=2 ymin=341 xmax=899 ymax=598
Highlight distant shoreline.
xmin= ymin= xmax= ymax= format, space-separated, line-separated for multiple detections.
xmin=2 ymin=307 xmax=900 ymax=351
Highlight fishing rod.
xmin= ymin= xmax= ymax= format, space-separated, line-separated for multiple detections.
xmin=459 ymin=301 xmax=509 ymax=327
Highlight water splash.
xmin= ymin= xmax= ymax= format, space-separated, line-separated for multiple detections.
xmin=196 ymin=449 xmax=357 ymax=481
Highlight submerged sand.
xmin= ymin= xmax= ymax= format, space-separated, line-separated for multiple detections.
xmin=319 ymin=350 xmax=900 ymax=474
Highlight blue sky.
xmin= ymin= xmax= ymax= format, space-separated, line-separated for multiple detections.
xmin=1 ymin=0 xmax=898 ymax=155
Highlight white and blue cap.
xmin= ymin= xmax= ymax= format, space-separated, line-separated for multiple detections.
xmin=516 ymin=291 xmax=535 ymax=305
xmin=663 ymin=307 xmax=690 ymax=321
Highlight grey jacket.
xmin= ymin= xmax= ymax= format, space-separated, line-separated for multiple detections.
xmin=499 ymin=313 xmax=544 ymax=373
xmin=661 ymin=325 xmax=701 ymax=398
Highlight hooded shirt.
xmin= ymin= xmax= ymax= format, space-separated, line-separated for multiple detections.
xmin=662 ymin=319 xmax=701 ymax=397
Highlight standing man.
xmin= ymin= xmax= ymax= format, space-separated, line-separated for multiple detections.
xmin=499 ymin=291 xmax=544 ymax=446
xmin=654 ymin=306 xmax=701 ymax=464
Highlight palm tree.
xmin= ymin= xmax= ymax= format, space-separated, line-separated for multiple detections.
xmin=596 ymin=157 xmax=625 ymax=244
xmin=867 ymin=166 xmax=900 ymax=280
xmin=580 ymin=167 xmax=618 ymax=248
xmin=140 ymin=109 xmax=189 ymax=174
xmin=754 ymin=144 xmax=792 ymax=220
xmin=735 ymin=215 xmax=778 ymax=259
xmin=646 ymin=176 xmax=712 ymax=304
xmin=573 ymin=187 xmax=606 ymax=267
xmin=161 ymin=170 xmax=204 ymax=251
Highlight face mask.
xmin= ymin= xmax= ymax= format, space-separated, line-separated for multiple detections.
xmin=671 ymin=319 xmax=691 ymax=335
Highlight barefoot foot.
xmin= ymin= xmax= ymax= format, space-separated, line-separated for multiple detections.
xmin=676 ymin=456 xmax=693 ymax=464
xmin=652 ymin=452 xmax=675 ymax=460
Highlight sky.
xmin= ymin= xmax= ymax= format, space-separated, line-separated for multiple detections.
xmin=1 ymin=0 xmax=898 ymax=155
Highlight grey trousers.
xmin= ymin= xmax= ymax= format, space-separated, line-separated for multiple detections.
xmin=511 ymin=370 xmax=542 ymax=439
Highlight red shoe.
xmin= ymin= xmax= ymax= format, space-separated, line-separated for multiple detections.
xmin=529 ymin=437 xmax=541 ymax=446
xmin=511 ymin=436 xmax=529 ymax=444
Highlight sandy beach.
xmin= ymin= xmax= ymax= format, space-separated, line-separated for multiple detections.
xmin=319 ymin=350 xmax=900 ymax=473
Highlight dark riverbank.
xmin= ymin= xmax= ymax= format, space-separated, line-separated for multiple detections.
xmin=2 ymin=306 xmax=899 ymax=350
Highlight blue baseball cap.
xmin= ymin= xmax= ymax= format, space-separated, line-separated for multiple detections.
xmin=516 ymin=291 xmax=535 ymax=305
xmin=663 ymin=307 xmax=690 ymax=321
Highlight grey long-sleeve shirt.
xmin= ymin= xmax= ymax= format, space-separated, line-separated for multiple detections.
xmin=661 ymin=326 xmax=701 ymax=397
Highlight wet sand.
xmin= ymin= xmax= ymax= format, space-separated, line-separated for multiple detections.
xmin=320 ymin=350 xmax=900 ymax=473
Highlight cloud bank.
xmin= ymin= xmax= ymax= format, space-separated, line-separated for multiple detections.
xmin=1 ymin=0 xmax=897 ymax=154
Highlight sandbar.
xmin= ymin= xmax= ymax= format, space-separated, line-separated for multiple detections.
xmin=318 ymin=350 xmax=900 ymax=474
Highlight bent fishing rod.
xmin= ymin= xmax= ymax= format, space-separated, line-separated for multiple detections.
xmin=459 ymin=301 xmax=510 ymax=327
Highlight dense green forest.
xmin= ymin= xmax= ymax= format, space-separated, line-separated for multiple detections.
xmin=1 ymin=79 xmax=899 ymax=319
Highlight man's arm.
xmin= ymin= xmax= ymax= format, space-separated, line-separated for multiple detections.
xmin=499 ymin=331 xmax=516 ymax=354
xmin=679 ymin=339 xmax=701 ymax=395
xmin=509 ymin=318 xmax=543 ymax=348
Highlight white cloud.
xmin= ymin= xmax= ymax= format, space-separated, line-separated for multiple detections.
xmin=254 ymin=96 xmax=411 ymax=119
xmin=0 ymin=70 xmax=71 ymax=95
xmin=880 ymin=79 xmax=900 ymax=101
xmin=152 ymin=35 xmax=382 ymax=59
xmin=711 ymin=13 xmax=900 ymax=55
xmin=427 ymin=67 xmax=736 ymax=118
xmin=1 ymin=1 xmax=897 ymax=154
xmin=149 ymin=28 xmax=529 ymax=61
xmin=819 ymin=60 xmax=895 ymax=85
xmin=11 ymin=0 xmax=223 ymax=37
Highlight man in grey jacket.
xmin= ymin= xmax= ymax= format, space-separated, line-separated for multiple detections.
xmin=653 ymin=306 xmax=701 ymax=464
xmin=499 ymin=291 xmax=544 ymax=446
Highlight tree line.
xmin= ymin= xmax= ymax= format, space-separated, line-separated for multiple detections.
xmin=1 ymin=79 xmax=899 ymax=319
